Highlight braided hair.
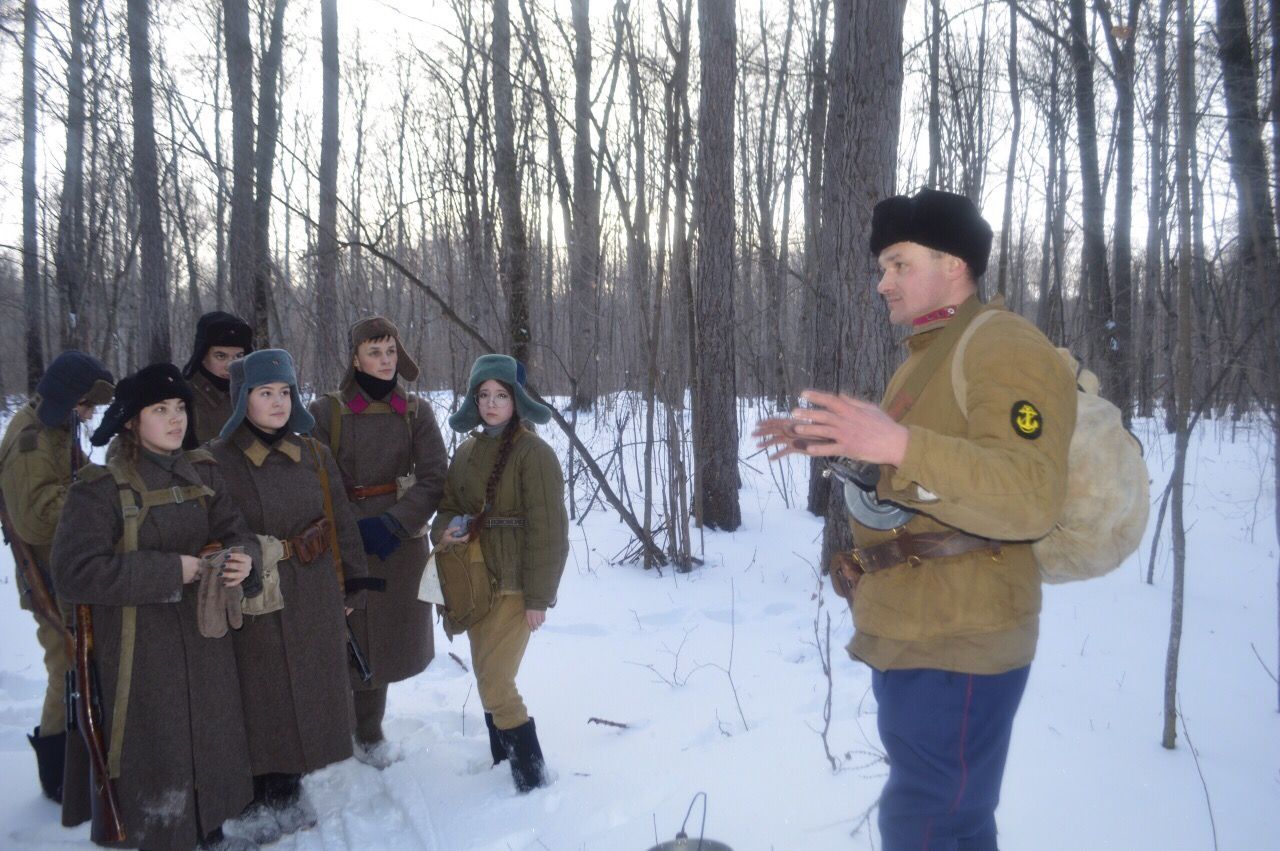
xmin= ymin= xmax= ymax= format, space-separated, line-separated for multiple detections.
xmin=466 ymin=391 xmax=523 ymax=539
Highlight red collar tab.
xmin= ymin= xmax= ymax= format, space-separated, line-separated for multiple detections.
xmin=347 ymin=392 xmax=407 ymax=415
xmin=912 ymin=305 xmax=959 ymax=327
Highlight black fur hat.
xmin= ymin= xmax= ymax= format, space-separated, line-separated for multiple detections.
xmin=182 ymin=311 xmax=254 ymax=378
xmin=91 ymin=363 xmax=198 ymax=449
xmin=869 ymin=188 xmax=994 ymax=277
xmin=34 ymin=351 xmax=114 ymax=427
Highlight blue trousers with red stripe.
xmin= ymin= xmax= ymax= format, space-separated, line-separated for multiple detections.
xmin=872 ymin=665 xmax=1030 ymax=851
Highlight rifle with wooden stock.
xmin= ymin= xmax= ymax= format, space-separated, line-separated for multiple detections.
xmin=0 ymin=499 xmax=72 ymax=658
xmin=64 ymin=416 xmax=127 ymax=843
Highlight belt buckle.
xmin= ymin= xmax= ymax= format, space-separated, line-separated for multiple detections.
xmin=280 ymin=540 xmax=294 ymax=562
xmin=847 ymin=549 xmax=868 ymax=576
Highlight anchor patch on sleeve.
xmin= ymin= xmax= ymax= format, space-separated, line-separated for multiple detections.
xmin=1011 ymin=401 xmax=1043 ymax=439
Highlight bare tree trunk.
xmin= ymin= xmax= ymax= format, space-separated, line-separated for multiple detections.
xmin=813 ymin=0 xmax=907 ymax=570
xmin=492 ymin=0 xmax=531 ymax=363
xmin=251 ymin=0 xmax=289 ymax=348
xmin=691 ymin=0 xmax=741 ymax=532
xmin=22 ymin=0 xmax=43 ymax=389
xmin=1142 ymin=0 xmax=1172 ymax=420
xmin=1216 ymin=0 xmax=1280 ymax=715
xmin=1067 ymin=0 xmax=1118 ymax=396
xmin=224 ymin=0 xmax=255 ymax=324
xmin=569 ymin=0 xmax=600 ymax=409
xmin=802 ymin=0 xmax=830 ymax=513
xmin=927 ymin=0 xmax=941 ymax=186
xmin=128 ymin=0 xmax=170 ymax=363
xmin=1097 ymin=1 xmax=1142 ymax=424
xmin=996 ymin=0 xmax=1020 ymax=297
xmin=55 ymin=0 xmax=87 ymax=350
xmin=1164 ymin=0 xmax=1195 ymax=751
xmin=316 ymin=0 xmax=341 ymax=391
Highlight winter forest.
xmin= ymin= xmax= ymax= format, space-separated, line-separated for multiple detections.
xmin=1 ymin=0 xmax=1278 ymax=848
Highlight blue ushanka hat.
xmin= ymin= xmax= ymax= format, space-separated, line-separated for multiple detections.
xmin=35 ymin=350 xmax=114 ymax=427
xmin=448 ymin=354 xmax=552 ymax=433
xmin=219 ymin=348 xmax=316 ymax=439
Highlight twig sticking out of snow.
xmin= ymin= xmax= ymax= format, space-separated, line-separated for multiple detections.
xmin=587 ymin=717 xmax=630 ymax=729
xmin=1178 ymin=696 xmax=1219 ymax=851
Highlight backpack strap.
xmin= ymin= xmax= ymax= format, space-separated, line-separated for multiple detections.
xmin=949 ymin=309 xmax=1004 ymax=416
xmin=102 ymin=456 xmax=212 ymax=778
xmin=304 ymin=437 xmax=345 ymax=588
xmin=327 ymin=393 xmax=344 ymax=457
xmin=884 ymin=296 xmax=988 ymax=421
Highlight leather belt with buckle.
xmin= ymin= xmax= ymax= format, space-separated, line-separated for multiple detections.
xmin=347 ymin=482 xmax=397 ymax=501
xmin=846 ymin=531 xmax=1002 ymax=576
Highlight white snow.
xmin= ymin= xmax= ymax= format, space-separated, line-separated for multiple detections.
xmin=0 ymin=399 xmax=1276 ymax=849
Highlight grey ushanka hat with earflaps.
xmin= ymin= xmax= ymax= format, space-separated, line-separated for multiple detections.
xmin=448 ymin=354 xmax=552 ymax=433
xmin=219 ymin=349 xmax=315 ymax=439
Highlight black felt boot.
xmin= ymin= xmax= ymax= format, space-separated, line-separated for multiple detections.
xmin=484 ymin=713 xmax=507 ymax=766
xmin=27 ymin=726 xmax=65 ymax=803
xmin=501 ymin=718 xmax=546 ymax=793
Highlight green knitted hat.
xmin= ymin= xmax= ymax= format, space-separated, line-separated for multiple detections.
xmin=448 ymin=354 xmax=552 ymax=432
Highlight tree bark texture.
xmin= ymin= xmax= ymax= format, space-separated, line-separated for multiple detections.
xmin=492 ymin=0 xmax=532 ymax=365
xmin=128 ymin=0 xmax=171 ymax=363
xmin=317 ymin=0 xmax=342 ymax=391
xmin=224 ymin=0 xmax=256 ymax=329
xmin=692 ymin=0 xmax=742 ymax=532
xmin=1164 ymin=0 xmax=1195 ymax=751
xmin=810 ymin=0 xmax=907 ymax=571
xmin=996 ymin=0 xmax=1020 ymax=297
xmin=22 ymin=0 xmax=43 ymax=391
xmin=55 ymin=0 xmax=87 ymax=350
xmin=1066 ymin=0 xmax=1118 ymax=397
xmin=251 ymin=0 xmax=290 ymax=348
xmin=569 ymin=0 xmax=600 ymax=409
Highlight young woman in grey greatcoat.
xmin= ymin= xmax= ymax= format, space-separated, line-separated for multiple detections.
xmin=209 ymin=349 xmax=371 ymax=843
xmin=51 ymin=363 xmax=259 ymax=851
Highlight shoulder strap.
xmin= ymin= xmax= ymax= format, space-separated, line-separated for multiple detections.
xmin=101 ymin=456 xmax=211 ymax=778
xmin=327 ymin=393 xmax=343 ymax=457
xmin=884 ymin=296 xmax=988 ymax=421
xmin=949 ymin=310 xmax=1004 ymax=415
xmin=305 ymin=437 xmax=344 ymax=587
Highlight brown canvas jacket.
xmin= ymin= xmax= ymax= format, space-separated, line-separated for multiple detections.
xmin=0 ymin=401 xmax=86 ymax=568
xmin=430 ymin=427 xmax=568 ymax=611
xmin=190 ymin=369 xmax=233 ymax=445
xmin=848 ymin=298 xmax=1077 ymax=674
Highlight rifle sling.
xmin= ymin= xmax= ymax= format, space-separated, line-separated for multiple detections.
xmin=104 ymin=458 xmax=212 ymax=779
xmin=306 ymin=437 xmax=345 ymax=588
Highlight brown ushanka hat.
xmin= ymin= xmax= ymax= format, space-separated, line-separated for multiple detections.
xmin=343 ymin=315 xmax=420 ymax=386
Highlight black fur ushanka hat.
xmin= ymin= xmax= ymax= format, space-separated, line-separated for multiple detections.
xmin=869 ymin=188 xmax=994 ymax=277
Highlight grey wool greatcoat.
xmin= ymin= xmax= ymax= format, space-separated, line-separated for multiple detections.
xmin=209 ymin=426 xmax=369 ymax=775
xmin=190 ymin=369 xmax=233 ymax=445
xmin=50 ymin=449 xmax=258 ymax=851
xmin=308 ymin=380 xmax=448 ymax=687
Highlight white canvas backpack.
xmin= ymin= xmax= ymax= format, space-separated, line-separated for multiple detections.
xmin=952 ymin=310 xmax=1151 ymax=583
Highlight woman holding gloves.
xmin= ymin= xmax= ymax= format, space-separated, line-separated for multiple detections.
xmin=51 ymin=363 xmax=259 ymax=851
xmin=210 ymin=349 xmax=371 ymax=842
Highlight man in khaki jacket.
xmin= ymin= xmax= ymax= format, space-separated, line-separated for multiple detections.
xmin=757 ymin=189 xmax=1077 ymax=850
xmin=0 ymin=351 xmax=113 ymax=802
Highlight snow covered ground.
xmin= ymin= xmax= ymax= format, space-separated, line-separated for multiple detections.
xmin=0 ymin=397 xmax=1276 ymax=849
